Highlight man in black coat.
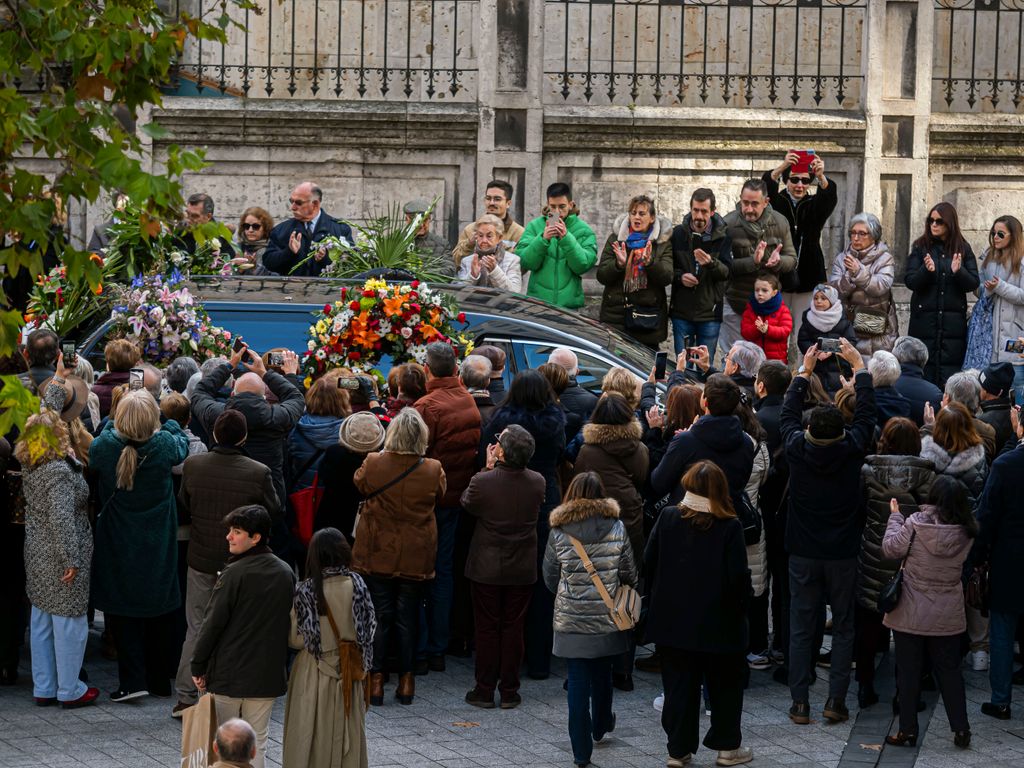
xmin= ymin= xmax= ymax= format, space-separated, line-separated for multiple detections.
xmin=978 ymin=362 xmax=1015 ymax=453
xmin=892 ymin=336 xmax=943 ymax=426
xmin=781 ymin=338 xmax=874 ymax=727
xmin=548 ymin=347 xmax=597 ymax=439
xmin=262 ymin=181 xmax=354 ymax=276
xmin=975 ymin=407 xmax=1024 ymax=720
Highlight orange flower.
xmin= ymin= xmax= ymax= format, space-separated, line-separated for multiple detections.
xmin=420 ymin=324 xmax=441 ymax=341
xmin=349 ymin=311 xmax=381 ymax=348
xmin=93 ymin=283 xmax=103 ymax=295
xmin=382 ymin=295 xmax=406 ymax=317
xmin=89 ymin=253 xmax=104 ymax=266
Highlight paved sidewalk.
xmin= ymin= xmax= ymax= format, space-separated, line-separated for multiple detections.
xmin=0 ymin=628 xmax=1021 ymax=768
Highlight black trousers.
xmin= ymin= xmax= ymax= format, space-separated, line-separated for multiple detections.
xmin=658 ymin=645 xmax=745 ymax=758
xmin=0 ymin=523 xmax=27 ymax=673
xmin=765 ymin=511 xmax=789 ymax=656
xmin=854 ymin=604 xmax=888 ymax=688
xmin=748 ymin=591 xmax=770 ymax=654
xmin=893 ymin=631 xmax=969 ymax=734
xmin=106 ymin=612 xmax=177 ymax=694
xmin=365 ymin=576 xmax=422 ymax=675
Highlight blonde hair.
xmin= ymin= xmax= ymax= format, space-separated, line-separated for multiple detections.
xmin=601 ymin=366 xmax=639 ymax=410
xmin=383 ymin=407 xmax=429 ymax=455
xmin=14 ymin=410 xmax=71 ymax=469
xmin=113 ymin=390 xmax=160 ymax=490
xmin=68 ymin=418 xmax=93 ymax=469
xmin=109 ymin=383 xmax=129 ymax=420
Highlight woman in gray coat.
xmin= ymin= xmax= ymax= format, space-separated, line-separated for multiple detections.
xmin=543 ymin=472 xmax=637 ymax=768
xmin=16 ymin=370 xmax=98 ymax=708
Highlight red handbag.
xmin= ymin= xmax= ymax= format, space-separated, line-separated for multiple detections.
xmin=289 ymin=471 xmax=324 ymax=547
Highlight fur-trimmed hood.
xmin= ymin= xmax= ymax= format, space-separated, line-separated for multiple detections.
xmin=549 ymin=497 xmax=620 ymax=528
xmin=920 ymin=436 xmax=986 ymax=477
xmin=612 ymin=213 xmax=673 ymax=245
xmin=582 ymin=420 xmax=643 ymax=446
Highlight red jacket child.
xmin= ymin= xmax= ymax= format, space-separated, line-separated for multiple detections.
xmin=741 ymin=274 xmax=792 ymax=362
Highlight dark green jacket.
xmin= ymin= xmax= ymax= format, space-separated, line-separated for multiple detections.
xmin=669 ymin=213 xmax=733 ymax=322
xmin=89 ymin=419 xmax=189 ymax=617
xmin=596 ymin=214 xmax=674 ymax=345
xmin=518 ymin=212 xmax=598 ymax=309
xmin=723 ymin=205 xmax=797 ymax=314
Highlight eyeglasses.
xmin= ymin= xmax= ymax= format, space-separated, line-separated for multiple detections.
xmin=848 ymin=230 xmax=871 ymax=239
xmin=483 ymin=196 xmax=506 ymax=203
xmin=992 ymin=230 xmax=1009 ymax=239
xmin=242 ymin=222 xmax=262 ymax=231
xmin=928 ymin=217 xmax=946 ymax=226
xmin=289 ymin=198 xmax=311 ymax=206
xmin=789 ymin=177 xmax=812 ymax=186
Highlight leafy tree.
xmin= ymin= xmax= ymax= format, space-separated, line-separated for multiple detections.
xmin=0 ymin=0 xmax=251 ymax=437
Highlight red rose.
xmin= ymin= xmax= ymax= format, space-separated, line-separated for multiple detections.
xmin=363 ymin=289 xmax=375 ymax=298
xmin=349 ymin=300 xmax=360 ymax=311
xmin=411 ymin=280 xmax=420 ymax=288
xmin=340 ymin=287 xmax=347 ymax=297
xmin=323 ymin=303 xmax=332 ymax=314
xmin=410 ymin=303 xmax=421 ymax=313
xmin=350 ymin=351 xmax=361 ymax=360
xmin=374 ymin=342 xmax=382 ymax=350
xmin=457 ymin=312 xmax=466 ymax=323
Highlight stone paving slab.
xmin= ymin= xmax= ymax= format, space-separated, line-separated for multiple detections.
xmin=0 ymin=628 xmax=1022 ymax=767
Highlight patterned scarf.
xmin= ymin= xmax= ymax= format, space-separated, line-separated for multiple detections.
xmin=623 ymin=228 xmax=652 ymax=294
xmin=293 ymin=566 xmax=377 ymax=671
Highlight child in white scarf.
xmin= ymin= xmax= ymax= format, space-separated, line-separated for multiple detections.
xmin=798 ymin=284 xmax=858 ymax=392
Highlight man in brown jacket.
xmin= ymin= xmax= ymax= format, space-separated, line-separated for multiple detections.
xmin=414 ymin=342 xmax=482 ymax=670
xmin=172 ymin=410 xmax=280 ymax=717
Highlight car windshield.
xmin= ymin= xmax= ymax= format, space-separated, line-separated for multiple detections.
xmin=602 ymin=327 xmax=676 ymax=377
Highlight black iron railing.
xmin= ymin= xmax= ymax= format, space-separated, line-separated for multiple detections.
xmin=170 ymin=0 xmax=478 ymax=100
xmin=543 ymin=0 xmax=867 ymax=109
xmin=934 ymin=1 xmax=1024 ymax=113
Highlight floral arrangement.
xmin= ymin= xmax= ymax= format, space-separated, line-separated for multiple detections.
xmin=25 ymin=253 xmax=120 ymax=337
xmin=302 ymin=278 xmax=473 ymax=382
xmin=107 ymin=271 xmax=235 ymax=365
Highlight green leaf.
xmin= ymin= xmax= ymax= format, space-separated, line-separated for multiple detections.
xmin=140 ymin=121 xmax=169 ymax=140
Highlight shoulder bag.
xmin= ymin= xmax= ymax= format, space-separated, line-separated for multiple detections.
xmin=852 ymin=304 xmax=890 ymax=336
xmin=566 ymin=533 xmax=641 ymax=631
xmin=623 ymin=293 xmax=661 ymax=333
xmin=876 ymin=529 xmax=915 ymax=614
xmin=352 ymin=458 xmax=424 ymax=539
xmin=288 ymin=449 xmax=326 ymax=547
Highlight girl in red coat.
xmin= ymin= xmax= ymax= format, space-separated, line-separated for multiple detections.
xmin=741 ymin=272 xmax=792 ymax=362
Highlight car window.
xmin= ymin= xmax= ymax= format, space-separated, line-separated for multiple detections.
xmin=518 ymin=342 xmax=618 ymax=397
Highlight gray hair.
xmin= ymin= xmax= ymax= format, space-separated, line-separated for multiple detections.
xmin=944 ymin=371 xmax=981 ymax=414
xmin=139 ymin=362 xmax=164 ymax=402
xmin=184 ymin=371 xmax=203 ymax=400
xmin=728 ymin=341 xmax=767 ymax=379
xmin=868 ymin=350 xmax=901 ymax=387
xmin=548 ymin=347 xmax=579 ymax=376
xmin=849 ymin=212 xmax=882 ymax=243
xmin=73 ymin=356 xmax=95 ymax=386
xmin=215 ymin=719 xmax=256 ymax=763
xmin=383 ymin=407 xmax=429 ymax=455
xmin=460 ymin=354 xmax=492 ymax=389
xmin=498 ymin=424 xmax=535 ymax=469
xmin=892 ymin=336 xmax=929 ymax=368
xmin=201 ymin=356 xmax=229 ymax=376
xmin=425 ymin=341 xmax=457 ymax=378
xmin=166 ymin=356 xmax=200 ymax=394
xmin=473 ymin=213 xmax=506 ymax=237
xmin=186 ymin=193 xmax=214 ymax=217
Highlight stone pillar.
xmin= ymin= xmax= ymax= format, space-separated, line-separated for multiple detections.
xmin=861 ymin=0 xmax=935 ymax=276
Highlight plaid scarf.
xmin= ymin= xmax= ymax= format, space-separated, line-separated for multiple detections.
xmin=293 ymin=567 xmax=377 ymax=671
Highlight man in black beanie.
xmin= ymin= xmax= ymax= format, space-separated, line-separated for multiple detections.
xmin=979 ymin=362 xmax=1016 ymax=453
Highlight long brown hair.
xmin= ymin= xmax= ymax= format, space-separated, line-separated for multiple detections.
xmin=932 ymin=402 xmax=982 ymax=454
xmin=913 ymin=201 xmax=968 ymax=258
xmin=679 ymin=461 xmax=735 ymax=530
xmin=563 ymin=471 xmax=605 ymax=502
xmin=983 ymin=215 xmax=1024 ymax=277
xmin=665 ymin=384 xmax=702 ymax=434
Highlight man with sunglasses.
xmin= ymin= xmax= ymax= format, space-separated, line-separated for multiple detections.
xmin=763 ymin=151 xmax=838 ymax=350
xmin=262 ymin=181 xmax=353 ymax=277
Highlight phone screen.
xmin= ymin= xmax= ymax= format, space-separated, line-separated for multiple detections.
xmin=129 ymin=368 xmax=144 ymax=390
xmin=654 ymin=351 xmax=668 ymax=381
xmin=62 ymin=342 xmax=77 ymax=365
xmin=232 ymin=336 xmax=245 ymax=353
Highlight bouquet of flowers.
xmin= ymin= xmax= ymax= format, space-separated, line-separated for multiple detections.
xmin=107 ymin=271 xmax=235 ymax=365
xmin=302 ymin=278 xmax=473 ymax=382
xmin=25 ymin=253 xmax=120 ymax=337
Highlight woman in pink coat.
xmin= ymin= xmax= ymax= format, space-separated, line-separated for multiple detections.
xmin=882 ymin=475 xmax=974 ymax=750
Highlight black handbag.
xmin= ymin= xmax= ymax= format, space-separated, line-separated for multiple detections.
xmin=623 ymin=298 xmax=661 ymax=333
xmin=877 ymin=530 xmax=915 ymax=614
xmin=735 ymin=490 xmax=762 ymax=546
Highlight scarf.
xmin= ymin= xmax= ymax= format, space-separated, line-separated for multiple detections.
xmin=293 ymin=566 xmax=377 ymax=671
xmin=804 ymin=428 xmax=845 ymax=446
xmin=748 ymin=291 xmax=783 ymax=317
xmin=681 ymin=492 xmax=711 ymax=512
xmin=622 ymin=228 xmax=653 ymax=294
xmin=804 ymin=284 xmax=845 ymax=333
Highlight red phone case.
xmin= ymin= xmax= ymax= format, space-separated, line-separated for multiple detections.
xmin=790 ymin=150 xmax=814 ymax=175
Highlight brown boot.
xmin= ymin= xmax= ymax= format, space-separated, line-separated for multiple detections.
xmin=396 ymin=672 xmax=415 ymax=705
xmin=369 ymin=672 xmax=384 ymax=706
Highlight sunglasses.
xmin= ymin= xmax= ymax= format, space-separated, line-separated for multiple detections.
xmin=289 ymin=198 xmax=311 ymax=206
xmin=929 ymin=217 xmax=946 ymax=226
xmin=991 ymin=230 xmax=1009 ymax=239
xmin=789 ymin=177 xmax=812 ymax=186
xmin=242 ymin=222 xmax=262 ymax=231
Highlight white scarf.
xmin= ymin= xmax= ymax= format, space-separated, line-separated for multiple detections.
xmin=804 ymin=285 xmax=844 ymax=333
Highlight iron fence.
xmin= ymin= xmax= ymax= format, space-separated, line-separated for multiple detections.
xmin=170 ymin=0 xmax=478 ymax=101
xmin=543 ymin=0 xmax=867 ymax=109
xmin=933 ymin=1 xmax=1024 ymax=113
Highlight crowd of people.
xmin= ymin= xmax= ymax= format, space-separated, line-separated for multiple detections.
xmin=0 ymin=149 xmax=1023 ymax=768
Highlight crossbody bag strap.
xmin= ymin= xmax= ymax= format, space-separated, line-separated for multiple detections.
xmin=898 ymin=529 xmax=916 ymax=572
xmin=294 ymin=448 xmax=326 ymax=482
xmin=363 ymin=457 xmax=424 ymax=501
xmin=566 ymin=534 xmax=616 ymax=613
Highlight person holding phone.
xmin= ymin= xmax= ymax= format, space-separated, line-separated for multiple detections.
xmin=669 ymin=189 xmax=733 ymax=366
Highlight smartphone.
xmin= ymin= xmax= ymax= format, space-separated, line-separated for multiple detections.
xmin=129 ymin=367 xmax=144 ymax=390
xmin=1004 ymin=339 xmax=1024 ymax=354
xmin=790 ymin=148 xmax=816 ymax=175
xmin=547 ymin=211 xmax=559 ymax=221
xmin=61 ymin=341 xmax=77 ymax=368
xmin=269 ymin=352 xmax=284 ymax=367
xmin=818 ymin=337 xmax=842 ymax=353
xmin=337 ymin=377 xmax=361 ymax=390
xmin=232 ymin=336 xmax=246 ymax=354
xmin=654 ymin=350 xmax=668 ymax=381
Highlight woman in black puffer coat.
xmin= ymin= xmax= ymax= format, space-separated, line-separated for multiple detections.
xmin=856 ymin=417 xmax=935 ymax=709
xmin=904 ymin=202 xmax=980 ymax=387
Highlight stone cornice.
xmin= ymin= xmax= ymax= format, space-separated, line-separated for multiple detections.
xmin=928 ymin=113 xmax=1024 ymax=158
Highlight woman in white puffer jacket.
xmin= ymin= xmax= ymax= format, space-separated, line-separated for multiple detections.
xmin=737 ymin=401 xmax=771 ymax=670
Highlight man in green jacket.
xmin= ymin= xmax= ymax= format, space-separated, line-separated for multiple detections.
xmin=516 ymin=182 xmax=598 ymax=309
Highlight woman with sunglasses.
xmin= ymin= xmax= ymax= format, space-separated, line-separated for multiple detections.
xmin=904 ymin=203 xmax=980 ymax=387
xmin=968 ymin=216 xmax=1024 ymax=398
xmin=231 ymin=206 xmax=275 ymax=274
xmin=829 ymin=212 xmax=898 ymax=354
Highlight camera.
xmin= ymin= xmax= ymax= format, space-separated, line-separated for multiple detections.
xmin=818 ymin=337 xmax=842 ymax=353
xmin=129 ymin=367 xmax=145 ymax=390
xmin=337 ymin=377 xmax=361 ymax=390
xmin=61 ymin=341 xmax=77 ymax=368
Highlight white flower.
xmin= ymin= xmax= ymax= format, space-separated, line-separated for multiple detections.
xmin=409 ymin=314 xmax=421 ymax=326
xmin=379 ymin=319 xmax=392 ymax=335
xmin=411 ymin=344 xmax=428 ymax=364
xmin=315 ymin=349 xmax=327 ymax=360
xmin=210 ymin=238 xmax=222 ymax=252
xmin=400 ymin=327 xmax=413 ymax=339
xmin=307 ymin=340 xmax=316 ymax=351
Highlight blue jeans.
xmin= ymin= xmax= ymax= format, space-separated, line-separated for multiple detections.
xmin=671 ymin=318 xmax=722 ymax=368
xmin=423 ymin=506 xmax=459 ymax=657
xmin=565 ymin=656 xmax=616 ymax=764
xmin=990 ymin=609 xmax=1019 ymax=705
xmin=30 ymin=606 xmax=88 ymax=702
xmin=1013 ymin=363 xmax=1024 ymax=406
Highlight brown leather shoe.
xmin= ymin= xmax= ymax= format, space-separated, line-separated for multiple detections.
xmin=369 ymin=672 xmax=385 ymax=706
xmin=396 ymin=672 xmax=415 ymax=705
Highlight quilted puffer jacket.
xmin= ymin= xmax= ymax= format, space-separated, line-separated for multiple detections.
xmin=543 ymin=497 xmax=638 ymax=636
xmin=744 ymin=438 xmax=771 ymax=598
xmin=857 ymin=454 xmax=935 ymax=611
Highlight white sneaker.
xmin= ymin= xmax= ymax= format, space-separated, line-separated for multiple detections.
xmin=716 ymin=747 xmax=754 ymax=766
xmin=653 ymin=693 xmax=664 ymax=712
xmin=972 ymin=650 xmax=990 ymax=671
xmin=667 ymin=757 xmax=692 ymax=767
xmin=746 ymin=652 xmax=771 ymax=670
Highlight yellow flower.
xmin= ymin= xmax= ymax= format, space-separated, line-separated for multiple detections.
xmin=364 ymin=278 xmax=388 ymax=291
